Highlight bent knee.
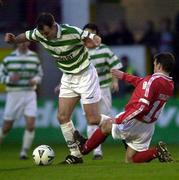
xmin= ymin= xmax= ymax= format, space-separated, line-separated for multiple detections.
xmin=2 ymin=127 xmax=11 ymax=135
xmin=2 ymin=121 xmax=13 ymax=134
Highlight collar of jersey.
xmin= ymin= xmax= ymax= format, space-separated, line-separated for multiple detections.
xmin=56 ymin=23 xmax=61 ymax=38
xmin=153 ymin=72 xmax=172 ymax=79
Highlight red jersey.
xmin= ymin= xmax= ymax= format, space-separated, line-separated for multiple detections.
xmin=116 ymin=72 xmax=174 ymax=124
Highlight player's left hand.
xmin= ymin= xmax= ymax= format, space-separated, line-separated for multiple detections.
xmin=83 ymin=38 xmax=95 ymax=48
xmin=83 ymin=35 xmax=101 ymax=49
xmin=111 ymin=69 xmax=124 ymax=80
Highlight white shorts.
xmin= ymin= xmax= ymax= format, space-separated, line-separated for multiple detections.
xmin=99 ymin=87 xmax=112 ymax=116
xmin=80 ymin=86 xmax=111 ymax=116
xmin=3 ymin=91 xmax=37 ymax=121
xmin=112 ymin=114 xmax=155 ymax=151
xmin=59 ymin=63 xmax=101 ymax=104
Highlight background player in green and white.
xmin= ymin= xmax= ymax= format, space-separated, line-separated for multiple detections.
xmin=82 ymin=23 xmax=123 ymax=160
xmin=4 ymin=12 xmax=109 ymax=164
xmin=0 ymin=42 xmax=43 ymax=159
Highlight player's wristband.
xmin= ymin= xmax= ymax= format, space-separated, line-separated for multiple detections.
xmin=81 ymin=31 xmax=95 ymax=40
xmin=88 ymin=33 xmax=95 ymax=39
xmin=81 ymin=31 xmax=89 ymax=39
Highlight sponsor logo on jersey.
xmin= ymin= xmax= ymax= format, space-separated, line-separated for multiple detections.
xmin=57 ymin=54 xmax=73 ymax=62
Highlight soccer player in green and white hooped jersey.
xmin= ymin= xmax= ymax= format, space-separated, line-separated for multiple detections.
xmin=82 ymin=23 xmax=123 ymax=160
xmin=0 ymin=42 xmax=43 ymax=159
xmin=4 ymin=12 xmax=110 ymax=164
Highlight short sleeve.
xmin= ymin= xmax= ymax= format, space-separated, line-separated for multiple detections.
xmin=25 ymin=30 xmax=38 ymax=41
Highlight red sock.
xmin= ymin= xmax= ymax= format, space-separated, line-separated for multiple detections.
xmin=83 ymin=128 xmax=107 ymax=154
xmin=132 ymin=148 xmax=158 ymax=163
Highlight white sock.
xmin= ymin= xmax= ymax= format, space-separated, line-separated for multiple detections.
xmin=87 ymin=125 xmax=102 ymax=155
xmin=21 ymin=130 xmax=35 ymax=152
xmin=60 ymin=121 xmax=82 ymax=158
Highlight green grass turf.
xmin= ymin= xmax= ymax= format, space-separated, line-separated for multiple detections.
xmin=0 ymin=143 xmax=179 ymax=180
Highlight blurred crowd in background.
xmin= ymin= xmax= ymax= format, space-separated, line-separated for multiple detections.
xmin=100 ymin=15 xmax=179 ymax=96
xmin=0 ymin=0 xmax=179 ymax=97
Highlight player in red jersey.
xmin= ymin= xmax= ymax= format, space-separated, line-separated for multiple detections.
xmin=74 ymin=52 xmax=175 ymax=163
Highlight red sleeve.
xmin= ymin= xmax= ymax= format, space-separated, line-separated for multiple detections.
xmin=115 ymin=77 xmax=158 ymax=124
xmin=122 ymin=73 xmax=143 ymax=87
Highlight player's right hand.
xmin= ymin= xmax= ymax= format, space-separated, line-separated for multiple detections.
xmin=54 ymin=84 xmax=61 ymax=95
xmin=4 ymin=33 xmax=16 ymax=43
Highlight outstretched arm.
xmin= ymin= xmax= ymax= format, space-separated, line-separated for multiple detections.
xmin=4 ymin=33 xmax=29 ymax=44
xmin=111 ymin=69 xmax=143 ymax=87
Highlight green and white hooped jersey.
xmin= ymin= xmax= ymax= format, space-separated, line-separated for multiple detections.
xmin=25 ymin=23 xmax=90 ymax=74
xmin=0 ymin=50 xmax=43 ymax=91
xmin=89 ymin=44 xmax=122 ymax=88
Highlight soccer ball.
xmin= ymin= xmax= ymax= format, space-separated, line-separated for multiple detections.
xmin=32 ymin=145 xmax=55 ymax=165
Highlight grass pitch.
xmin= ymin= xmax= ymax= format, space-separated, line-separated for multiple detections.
xmin=0 ymin=143 xmax=179 ymax=180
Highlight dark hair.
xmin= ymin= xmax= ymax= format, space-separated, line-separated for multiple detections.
xmin=154 ymin=52 xmax=175 ymax=73
xmin=36 ymin=12 xmax=55 ymax=30
xmin=83 ymin=23 xmax=99 ymax=35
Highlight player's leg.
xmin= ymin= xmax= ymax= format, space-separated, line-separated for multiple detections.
xmin=73 ymin=64 xmax=109 ymax=155
xmin=74 ymin=118 xmax=113 ymax=154
xmin=87 ymin=87 xmax=112 ymax=160
xmin=80 ymin=67 xmax=110 ymax=126
xmin=81 ymin=103 xmax=107 ymax=159
xmin=125 ymin=146 xmax=157 ymax=163
xmin=58 ymin=96 xmax=83 ymax=164
xmin=0 ymin=120 xmax=14 ymax=144
xmin=0 ymin=92 xmax=19 ymax=144
xmin=115 ymin=118 xmax=158 ymax=163
xmin=58 ymin=72 xmax=87 ymax=164
xmin=20 ymin=116 xmax=35 ymax=159
xmin=126 ymin=143 xmax=174 ymax=163
xmin=20 ymin=91 xmax=37 ymax=159
xmin=87 ymin=125 xmax=103 ymax=159
xmin=81 ymin=100 xmax=103 ymax=159
xmin=120 ymin=118 xmax=173 ymax=163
